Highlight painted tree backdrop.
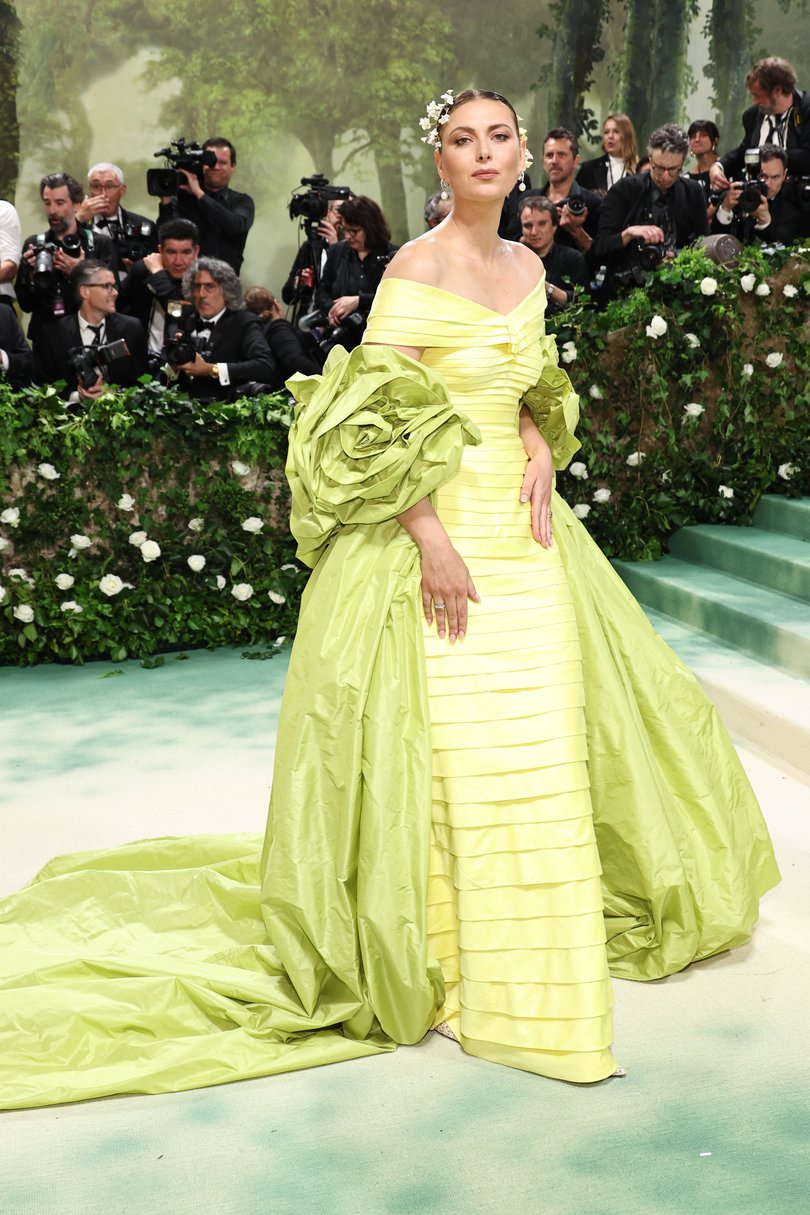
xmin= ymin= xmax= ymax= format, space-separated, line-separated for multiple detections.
xmin=3 ymin=0 xmax=809 ymax=286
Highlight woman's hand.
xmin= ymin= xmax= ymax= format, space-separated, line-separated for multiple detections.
xmin=420 ymin=537 xmax=479 ymax=643
xmin=327 ymin=295 xmax=361 ymax=326
xmin=520 ymin=442 xmax=554 ymax=547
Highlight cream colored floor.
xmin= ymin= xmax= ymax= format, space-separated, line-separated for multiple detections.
xmin=1 ymin=649 xmax=808 ymax=1214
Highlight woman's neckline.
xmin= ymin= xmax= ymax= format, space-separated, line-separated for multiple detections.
xmin=381 ymin=275 xmax=545 ymax=318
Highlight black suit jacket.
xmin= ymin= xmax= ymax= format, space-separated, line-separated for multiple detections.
xmin=711 ymin=181 xmax=805 ymax=245
xmin=0 ymin=307 xmax=36 ymax=388
xmin=158 ymin=188 xmax=254 ymax=273
xmin=720 ymin=90 xmax=810 ymax=180
xmin=179 ymin=309 xmax=276 ymax=399
xmin=593 ymin=173 xmax=709 ymax=265
xmin=118 ymin=258 xmax=185 ymax=338
xmin=37 ymin=312 xmax=149 ymax=395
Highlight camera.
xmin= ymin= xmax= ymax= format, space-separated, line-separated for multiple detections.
xmin=67 ymin=339 xmax=129 ymax=389
xmin=556 ymin=195 xmax=587 ymax=217
xmin=105 ymin=218 xmax=155 ymax=262
xmin=288 ymin=174 xmax=352 ymax=236
xmin=299 ymin=309 xmax=366 ymax=355
xmin=32 ymin=233 xmax=83 ymax=284
xmin=147 ymin=139 xmax=218 ymax=198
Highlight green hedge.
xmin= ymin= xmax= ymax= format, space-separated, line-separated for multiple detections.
xmin=1 ymin=242 xmax=808 ymax=665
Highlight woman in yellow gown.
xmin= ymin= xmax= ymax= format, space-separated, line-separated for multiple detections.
xmin=0 ymin=91 xmax=779 ymax=1108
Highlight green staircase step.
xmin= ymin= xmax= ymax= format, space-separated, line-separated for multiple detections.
xmin=613 ymin=555 xmax=810 ymax=680
xmin=667 ymin=525 xmax=810 ymax=602
xmin=753 ymin=495 xmax=810 ymax=542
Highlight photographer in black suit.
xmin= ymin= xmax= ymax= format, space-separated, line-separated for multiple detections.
xmin=37 ymin=260 xmax=148 ymax=399
xmin=0 ymin=306 xmax=36 ymax=388
xmin=157 ymin=138 xmax=254 ymax=273
xmin=76 ymin=162 xmax=157 ymax=273
xmin=536 ymin=129 xmax=602 ymax=264
xmin=118 ymin=219 xmax=199 ymax=364
xmin=593 ymin=124 xmax=709 ymax=296
xmin=712 ymin=145 xmax=804 ymax=245
xmin=170 ymin=257 xmax=276 ymax=400
xmin=16 ymin=174 xmax=117 ymax=347
xmin=710 ymin=57 xmax=810 ymax=195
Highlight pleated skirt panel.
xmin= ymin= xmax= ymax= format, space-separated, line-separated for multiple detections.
xmin=423 ymin=437 xmax=618 ymax=1083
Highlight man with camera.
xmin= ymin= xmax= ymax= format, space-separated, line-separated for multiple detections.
xmin=712 ymin=145 xmax=804 ymax=245
xmin=518 ymin=196 xmax=589 ymax=313
xmin=167 ymin=257 xmax=275 ymax=400
xmin=157 ymin=138 xmax=254 ymax=274
xmin=118 ymin=219 xmax=200 ymax=366
xmin=593 ymin=124 xmax=709 ymax=296
xmin=709 ymin=58 xmax=810 ymax=195
xmin=76 ymin=163 xmax=157 ymax=273
xmin=37 ymin=260 xmax=148 ymax=400
xmin=535 ymin=129 xmax=602 ymax=262
xmin=16 ymin=173 xmax=118 ymax=348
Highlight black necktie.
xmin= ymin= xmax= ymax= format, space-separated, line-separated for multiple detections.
xmin=87 ymin=325 xmax=103 ymax=346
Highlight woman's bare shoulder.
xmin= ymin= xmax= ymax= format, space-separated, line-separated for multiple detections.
xmin=382 ymin=233 xmax=444 ymax=287
xmin=506 ymin=238 xmax=545 ymax=288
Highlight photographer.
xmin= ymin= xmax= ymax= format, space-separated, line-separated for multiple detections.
xmin=593 ymin=124 xmax=709 ymax=296
xmin=37 ymin=260 xmax=148 ymax=400
xmin=244 ymin=287 xmax=322 ymax=384
xmin=709 ymin=58 xmax=810 ymax=194
xmin=76 ymin=162 xmax=157 ymax=273
xmin=712 ymin=145 xmax=804 ymax=245
xmin=281 ymin=195 xmax=348 ymax=312
xmin=169 ymin=257 xmax=276 ymax=400
xmin=16 ymin=174 xmax=117 ymax=347
xmin=312 ymin=196 xmax=397 ymax=351
xmin=535 ymin=129 xmax=602 ymax=263
xmin=518 ymin=196 xmax=588 ymax=313
xmin=157 ymin=138 xmax=254 ymax=274
xmin=118 ymin=219 xmax=200 ymax=363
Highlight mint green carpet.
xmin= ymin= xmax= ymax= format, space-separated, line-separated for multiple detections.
xmin=1 ymin=648 xmax=808 ymax=1215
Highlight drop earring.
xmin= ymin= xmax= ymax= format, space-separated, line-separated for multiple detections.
xmin=440 ymin=177 xmax=450 ymax=200
xmin=517 ymin=170 xmax=526 ymax=192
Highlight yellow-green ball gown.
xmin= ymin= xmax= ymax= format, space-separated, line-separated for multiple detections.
xmin=0 ymin=277 xmax=779 ymax=1108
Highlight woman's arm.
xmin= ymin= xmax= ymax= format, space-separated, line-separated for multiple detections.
xmin=519 ymin=407 xmax=554 ymax=548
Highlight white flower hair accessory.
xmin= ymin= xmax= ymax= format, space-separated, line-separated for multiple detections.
xmin=419 ymin=91 xmax=456 ymax=148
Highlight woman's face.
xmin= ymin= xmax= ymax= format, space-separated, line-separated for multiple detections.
xmin=343 ymin=223 xmax=367 ymax=253
xmin=435 ymin=98 xmax=523 ymax=200
xmin=603 ymin=119 xmax=623 ymax=156
xmin=689 ymin=129 xmax=715 ymax=157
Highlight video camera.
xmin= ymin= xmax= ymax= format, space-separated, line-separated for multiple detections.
xmin=288 ymin=174 xmax=352 ymax=237
xmin=67 ymin=339 xmax=129 ymax=389
xmin=32 ymin=233 xmax=83 ymax=285
xmin=147 ymin=139 xmax=218 ymax=198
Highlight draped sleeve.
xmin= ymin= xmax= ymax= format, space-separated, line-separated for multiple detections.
xmin=519 ymin=335 xmax=582 ymax=471
xmin=285 ymin=342 xmax=481 ymax=567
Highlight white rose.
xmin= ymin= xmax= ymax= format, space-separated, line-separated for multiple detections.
xmin=280 ymin=563 xmax=298 ymax=572
xmin=140 ymin=539 xmax=161 ymax=562
xmin=1 ymin=507 xmax=20 ymax=527
xmin=268 ymin=590 xmax=286 ymax=605
xmin=777 ymin=463 xmax=796 ymax=480
xmin=37 ymin=462 xmax=60 ymax=481
xmin=187 ymin=554 xmax=206 ymax=572
xmin=741 ymin=364 xmax=754 ymax=377
xmin=626 ymin=451 xmax=646 ymax=467
xmin=117 ymin=493 xmax=136 ymax=511
xmin=765 ymin=352 xmax=783 ymax=369
xmin=661 ymin=470 xmax=671 ymax=484
xmin=231 ymin=461 xmax=251 ymax=476
xmin=572 ymin=503 xmax=591 ymax=519
xmin=684 ymin=333 xmax=700 ymax=348
xmin=699 ymin=277 xmax=718 ymax=296
xmin=739 ymin=274 xmax=756 ymax=293
xmin=231 ymin=582 xmax=254 ymax=601
xmin=0 ymin=586 xmax=5 ymax=602
xmin=70 ymin=533 xmax=92 ymax=549
xmin=593 ymin=488 xmax=612 ymax=504
xmin=68 ymin=548 xmax=77 ymax=559
xmin=188 ymin=517 xmax=204 ymax=532
xmin=275 ymin=636 xmax=287 ymax=647
xmin=569 ymin=461 xmax=588 ymax=480
xmin=9 ymin=568 xmax=30 ymax=581
xmin=588 ymin=384 xmax=603 ymax=399
xmin=755 ymin=283 xmax=771 ymax=297
xmin=55 ymin=573 xmax=75 ymax=590
xmin=783 ymin=284 xmax=798 ymax=298
xmin=683 ymin=402 xmax=705 ymax=418
xmin=718 ymin=485 xmax=734 ymax=499
xmin=560 ymin=341 xmax=577 ymax=364
xmin=13 ymin=604 xmax=34 ymax=623
xmin=216 ymin=575 xmax=226 ymax=590
xmin=98 ymin=574 xmax=124 ymax=596
xmin=0 ymin=537 xmax=8 ymax=551
xmin=241 ymin=516 xmax=264 ymax=533
xmin=129 ymin=530 xmax=148 ymax=547
xmin=60 ymin=600 xmax=82 ymax=613
xmin=645 ymin=314 xmax=668 ymax=339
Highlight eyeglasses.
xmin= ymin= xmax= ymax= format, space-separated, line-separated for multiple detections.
xmin=86 ymin=282 xmax=118 ymax=292
xmin=89 ymin=183 xmax=121 ymax=193
xmin=649 ymin=161 xmax=683 ymax=177
xmin=193 ymin=282 xmax=220 ymax=293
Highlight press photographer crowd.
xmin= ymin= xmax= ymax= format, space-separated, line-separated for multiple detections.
xmin=1 ymin=56 xmax=808 ymax=398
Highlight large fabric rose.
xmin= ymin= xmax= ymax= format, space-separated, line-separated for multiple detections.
xmin=286 ymin=345 xmax=481 ymax=567
xmin=518 ymin=335 xmax=581 ymax=471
